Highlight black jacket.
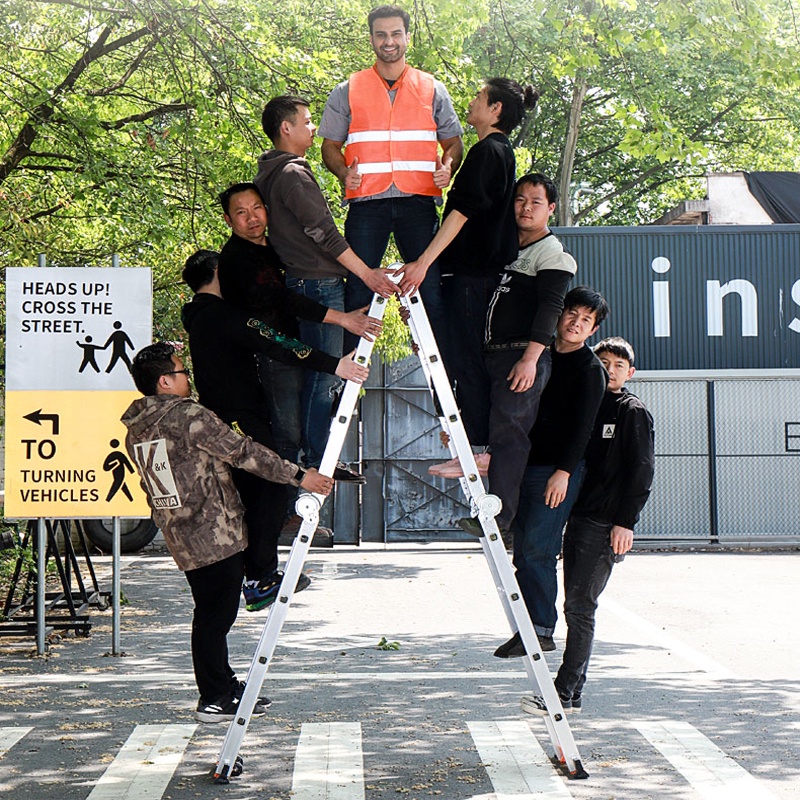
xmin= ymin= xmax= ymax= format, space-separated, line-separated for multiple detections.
xmin=571 ymin=389 xmax=655 ymax=530
xmin=528 ymin=344 xmax=608 ymax=473
xmin=181 ymin=293 xmax=338 ymax=443
xmin=217 ymin=233 xmax=328 ymax=337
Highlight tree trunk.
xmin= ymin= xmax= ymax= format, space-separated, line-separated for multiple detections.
xmin=558 ymin=74 xmax=588 ymax=227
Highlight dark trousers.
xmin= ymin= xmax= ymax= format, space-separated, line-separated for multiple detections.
xmin=233 ymin=468 xmax=285 ymax=581
xmin=555 ymin=515 xmax=616 ymax=700
xmin=184 ymin=551 xmax=244 ymax=704
xmin=486 ymin=347 xmax=551 ymax=531
xmin=258 ymin=354 xmax=303 ymax=463
xmin=286 ymin=275 xmax=345 ymax=468
xmin=440 ymin=273 xmax=499 ymax=445
xmin=229 ymin=416 xmax=286 ymax=581
xmin=344 ymin=196 xmax=446 ymax=352
xmin=513 ymin=462 xmax=586 ymax=636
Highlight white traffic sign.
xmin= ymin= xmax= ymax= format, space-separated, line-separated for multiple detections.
xmin=4 ymin=267 xmax=152 ymax=517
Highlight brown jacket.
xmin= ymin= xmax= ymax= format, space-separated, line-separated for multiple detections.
xmin=121 ymin=394 xmax=301 ymax=571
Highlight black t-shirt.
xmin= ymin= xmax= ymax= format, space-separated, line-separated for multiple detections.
xmin=439 ymin=132 xmax=517 ymax=277
xmin=571 ymin=389 xmax=655 ymax=529
xmin=181 ymin=293 xmax=338 ymax=444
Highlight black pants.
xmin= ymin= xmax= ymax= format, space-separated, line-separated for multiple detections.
xmin=233 ymin=469 xmax=285 ymax=581
xmin=230 ymin=418 xmax=286 ymax=582
xmin=555 ymin=515 xmax=616 ymax=701
xmin=184 ymin=551 xmax=244 ymax=704
xmin=440 ymin=273 xmax=499 ymax=446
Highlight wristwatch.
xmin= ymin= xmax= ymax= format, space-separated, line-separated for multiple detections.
xmin=293 ymin=466 xmax=306 ymax=483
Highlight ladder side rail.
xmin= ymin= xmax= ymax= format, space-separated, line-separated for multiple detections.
xmin=214 ymin=503 xmax=321 ymax=781
xmin=214 ymin=291 xmax=390 ymax=783
xmin=401 ymin=296 xmax=476 ymax=512
xmin=401 ymin=288 xmax=586 ymax=778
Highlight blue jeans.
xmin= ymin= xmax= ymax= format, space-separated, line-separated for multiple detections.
xmin=486 ymin=347 xmax=552 ymax=531
xmin=440 ymin=273 xmax=499 ymax=446
xmin=513 ymin=461 xmax=586 ymax=636
xmin=344 ymin=196 xmax=446 ymax=352
xmin=286 ymin=276 xmax=344 ymax=468
xmin=258 ymin=355 xmax=303 ymax=463
xmin=555 ymin=515 xmax=617 ymax=702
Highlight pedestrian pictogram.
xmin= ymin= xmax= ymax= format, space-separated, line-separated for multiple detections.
xmin=103 ymin=439 xmax=136 ymax=503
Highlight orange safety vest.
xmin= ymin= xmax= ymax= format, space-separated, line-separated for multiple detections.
xmin=344 ymin=66 xmax=441 ymax=200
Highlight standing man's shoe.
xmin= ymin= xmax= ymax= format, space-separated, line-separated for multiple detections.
xmin=493 ymin=631 xmax=556 ymax=658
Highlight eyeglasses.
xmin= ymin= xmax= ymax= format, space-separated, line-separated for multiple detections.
xmin=163 ymin=368 xmax=191 ymax=379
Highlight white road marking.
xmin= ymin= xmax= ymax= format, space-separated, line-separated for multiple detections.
xmin=0 ymin=726 xmax=31 ymax=757
xmin=468 ymin=721 xmax=572 ymax=799
xmin=602 ymin=596 xmax=738 ymax=680
xmin=85 ymin=724 xmax=196 ymax=800
xmin=634 ymin=720 xmax=779 ymax=800
xmin=292 ymin=722 xmax=365 ymax=800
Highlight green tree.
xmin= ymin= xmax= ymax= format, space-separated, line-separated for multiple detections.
xmin=471 ymin=0 xmax=800 ymax=225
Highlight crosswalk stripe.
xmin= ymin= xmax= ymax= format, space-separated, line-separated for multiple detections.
xmin=0 ymin=727 xmax=32 ymax=757
xmin=292 ymin=722 xmax=365 ymax=800
xmin=634 ymin=720 xmax=779 ymax=800
xmin=85 ymin=724 xmax=196 ymax=800
xmin=468 ymin=721 xmax=572 ymax=799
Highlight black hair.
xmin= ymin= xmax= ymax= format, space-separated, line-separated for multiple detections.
xmin=218 ymin=182 xmax=260 ymax=215
xmin=130 ymin=342 xmax=177 ymax=396
xmin=261 ymin=95 xmax=310 ymax=143
xmin=182 ymin=250 xmax=219 ymax=293
xmin=515 ymin=173 xmax=557 ymax=206
xmin=368 ymin=4 xmax=410 ymax=33
xmin=485 ymin=78 xmax=539 ymax=134
xmin=563 ymin=286 xmax=610 ymax=326
xmin=594 ymin=336 xmax=635 ymax=366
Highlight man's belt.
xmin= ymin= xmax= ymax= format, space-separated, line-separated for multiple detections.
xmin=484 ymin=341 xmax=529 ymax=352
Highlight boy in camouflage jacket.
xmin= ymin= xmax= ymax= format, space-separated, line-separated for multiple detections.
xmin=122 ymin=342 xmax=332 ymax=723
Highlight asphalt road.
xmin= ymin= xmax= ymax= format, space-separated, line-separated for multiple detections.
xmin=2 ymin=545 xmax=798 ymax=800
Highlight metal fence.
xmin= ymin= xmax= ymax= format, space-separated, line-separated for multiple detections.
xmin=334 ymin=357 xmax=800 ymax=545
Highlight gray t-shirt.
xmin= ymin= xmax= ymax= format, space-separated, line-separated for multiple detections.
xmin=318 ymin=74 xmax=463 ymax=203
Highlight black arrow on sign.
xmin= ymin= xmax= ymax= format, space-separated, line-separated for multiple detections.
xmin=23 ymin=409 xmax=60 ymax=435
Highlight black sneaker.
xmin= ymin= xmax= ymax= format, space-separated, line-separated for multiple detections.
xmin=243 ymin=574 xmax=282 ymax=612
xmin=458 ymin=517 xmax=513 ymax=547
xmin=195 ymin=694 xmax=267 ymax=724
xmin=457 ymin=517 xmax=484 ymax=537
xmin=332 ymin=462 xmax=367 ymax=484
xmin=520 ymin=694 xmax=577 ymax=716
xmin=493 ymin=631 xmax=556 ymax=658
xmin=234 ymin=680 xmax=271 ymax=709
xmin=243 ymin=571 xmax=312 ymax=612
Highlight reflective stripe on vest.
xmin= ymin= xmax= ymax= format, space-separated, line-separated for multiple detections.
xmin=344 ymin=66 xmax=440 ymax=199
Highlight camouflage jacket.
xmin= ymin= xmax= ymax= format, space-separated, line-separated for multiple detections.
xmin=121 ymin=394 xmax=301 ymax=572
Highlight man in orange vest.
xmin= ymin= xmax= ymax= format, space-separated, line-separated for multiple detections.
xmin=319 ymin=4 xmax=463 ymax=349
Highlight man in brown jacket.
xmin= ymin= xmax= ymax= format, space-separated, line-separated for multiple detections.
xmin=122 ymin=342 xmax=332 ymax=723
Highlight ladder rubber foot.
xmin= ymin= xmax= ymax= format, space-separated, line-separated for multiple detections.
xmin=212 ymin=756 xmax=243 ymax=784
xmin=568 ymin=760 xmax=589 ymax=780
xmin=212 ymin=768 xmax=229 ymax=785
